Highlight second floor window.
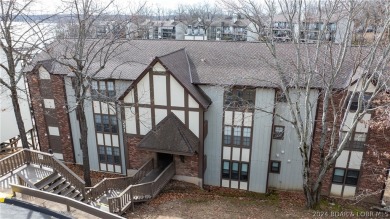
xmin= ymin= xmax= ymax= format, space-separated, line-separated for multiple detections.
xmin=348 ymin=93 xmax=371 ymax=112
xmin=341 ymin=132 xmax=366 ymax=151
xmin=94 ymin=114 xmax=118 ymax=134
xmin=223 ymin=125 xmax=252 ymax=147
xmin=224 ymin=88 xmax=255 ymax=109
xmin=91 ymin=80 xmax=116 ymax=98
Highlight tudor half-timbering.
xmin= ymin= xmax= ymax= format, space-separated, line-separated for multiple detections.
xmin=26 ymin=40 xmax=389 ymax=205
xmin=120 ymin=49 xmax=211 ymax=184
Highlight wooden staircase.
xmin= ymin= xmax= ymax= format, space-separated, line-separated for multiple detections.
xmin=34 ymin=172 xmax=85 ymax=202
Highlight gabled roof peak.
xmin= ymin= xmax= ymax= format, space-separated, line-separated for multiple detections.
xmin=157 ymin=48 xmax=186 ymax=58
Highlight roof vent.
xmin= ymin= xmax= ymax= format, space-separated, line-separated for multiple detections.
xmin=201 ymin=58 xmax=206 ymax=62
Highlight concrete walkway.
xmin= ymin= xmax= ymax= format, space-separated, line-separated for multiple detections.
xmin=0 ymin=202 xmax=54 ymax=219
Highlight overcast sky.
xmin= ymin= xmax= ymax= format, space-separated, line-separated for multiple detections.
xmin=32 ymin=0 xmax=211 ymax=14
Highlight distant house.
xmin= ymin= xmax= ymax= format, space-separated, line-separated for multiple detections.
xmin=185 ymin=15 xmax=250 ymax=41
xmin=138 ymin=20 xmax=187 ymax=40
xmin=25 ymin=40 xmax=389 ymax=205
xmin=248 ymin=12 xmax=352 ymax=44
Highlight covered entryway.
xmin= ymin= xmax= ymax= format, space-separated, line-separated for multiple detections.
xmin=136 ymin=112 xmax=200 ymax=178
xmin=157 ymin=153 xmax=173 ymax=168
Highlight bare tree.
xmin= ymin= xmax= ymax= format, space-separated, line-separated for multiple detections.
xmin=220 ymin=0 xmax=267 ymax=41
xmin=187 ymin=3 xmax=222 ymax=40
xmin=0 ymin=0 xmax=55 ymax=148
xmin=223 ymin=0 xmax=390 ymax=208
xmin=40 ymin=0 xmax=132 ymax=186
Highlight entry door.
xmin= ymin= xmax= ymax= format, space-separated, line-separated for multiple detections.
xmin=157 ymin=153 xmax=173 ymax=168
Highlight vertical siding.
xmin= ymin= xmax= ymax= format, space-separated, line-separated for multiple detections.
xmin=116 ymin=80 xmax=132 ymax=174
xmin=249 ymin=88 xmax=275 ymax=193
xmin=200 ymin=85 xmax=224 ymax=186
xmin=117 ymin=105 xmax=126 ymax=174
xmin=85 ymin=96 xmax=99 ymax=170
xmin=268 ymin=89 xmax=318 ymax=190
xmin=64 ymin=77 xmax=99 ymax=170
xmin=64 ymin=77 xmax=82 ymax=164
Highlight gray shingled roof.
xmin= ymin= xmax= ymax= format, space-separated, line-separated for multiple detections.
xmin=137 ymin=112 xmax=199 ymax=156
xmin=26 ymin=39 xmax=368 ymax=89
xmin=157 ymin=48 xmax=211 ymax=109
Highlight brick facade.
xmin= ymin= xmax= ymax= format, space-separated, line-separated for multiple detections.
xmin=127 ymin=136 xmax=155 ymax=169
xmin=51 ymin=74 xmax=75 ymax=163
xmin=126 ymin=135 xmax=200 ymax=178
xmin=310 ymin=91 xmax=390 ymax=204
xmin=310 ymin=92 xmax=345 ymax=196
xmin=174 ymin=154 xmax=199 ymax=177
xmin=27 ymin=69 xmax=75 ymax=163
xmin=27 ymin=71 xmax=50 ymax=153
xmin=358 ymin=110 xmax=390 ymax=203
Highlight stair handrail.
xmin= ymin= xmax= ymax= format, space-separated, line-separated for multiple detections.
xmin=86 ymin=158 xmax=154 ymax=202
xmin=150 ymin=162 xmax=175 ymax=197
xmin=0 ymin=150 xmax=27 ymax=177
xmin=11 ymin=184 xmax=124 ymax=219
xmin=109 ymin=162 xmax=175 ymax=214
xmin=85 ymin=176 xmax=131 ymax=201
xmin=24 ymin=149 xmax=85 ymax=196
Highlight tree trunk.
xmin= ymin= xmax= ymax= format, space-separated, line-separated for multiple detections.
xmin=10 ymin=83 xmax=29 ymax=149
xmin=303 ymin=182 xmax=322 ymax=209
xmin=77 ymin=101 xmax=92 ymax=187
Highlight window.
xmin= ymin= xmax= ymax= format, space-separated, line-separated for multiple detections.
xmin=92 ymin=81 xmax=98 ymax=96
xmin=107 ymin=81 xmax=116 ymax=97
xmin=233 ymin=127 xmax=241 ymax=145
xmin=224 ymin=88 xmax=256 ymax=109
xmin=223 ymin=126 xmax=232 ymax=145
xmin=242 ymin=128 xmax=251 ymax=147
xmin=332 ymin=168 xmax=360 ymax=186
xmin=222 ymin=161 xmax=230 ymax=179
xmin=113 ymin=147 xmax=120 ymax=165
xmin=273 ymin=126 xmax=285 ymax=140
xmin=231 ymin=162 xmax=239 ymax=180
xmin=99 ymin=145 xmax=121 ymax=166
xmin=110 ymin=116 xmax=118 ymax=133
xmin=276 ymin=91 xmax=287 ymax=102
xmin=332 ymin=168 xmax=345 ymax=183
xmin=222 ymin=161 xmax=249 ymax=182
xmin=106 ymin=147 xmax=113 ymax=163
xmin=349 ymin=93 xmax=371 ymax=111
xmin=94 ymin=115 xmax=102 ymax=132
xmin=240 ymin=163 xmax=249 ymax=181
xmin=92 ymin=81 xmax=116 ymax=98
xmin=102 ymin=115 xmax=110 ymax=132
xmin=98 ymin=145 xmax=106 ymax=162
xmin=345 ymin=170 xmax=359 ymax=185
xmin=342 ymin=132 xmax=366 ymax=151
xmin=224 ymin=126 xmax=252 ymax=147
xmin=95 ymin=114 xmax=118 ymax=134
xmin=99 ymin=82 xmax=106 ymax=93
xmin=270 ymin=160 xmax=281 ymax=173
xmin=350 ymin=133 xmax=366 ymax=150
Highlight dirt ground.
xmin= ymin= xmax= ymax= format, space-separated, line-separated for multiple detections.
xmin=125 ymin=180 xmax=379 ymax=219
